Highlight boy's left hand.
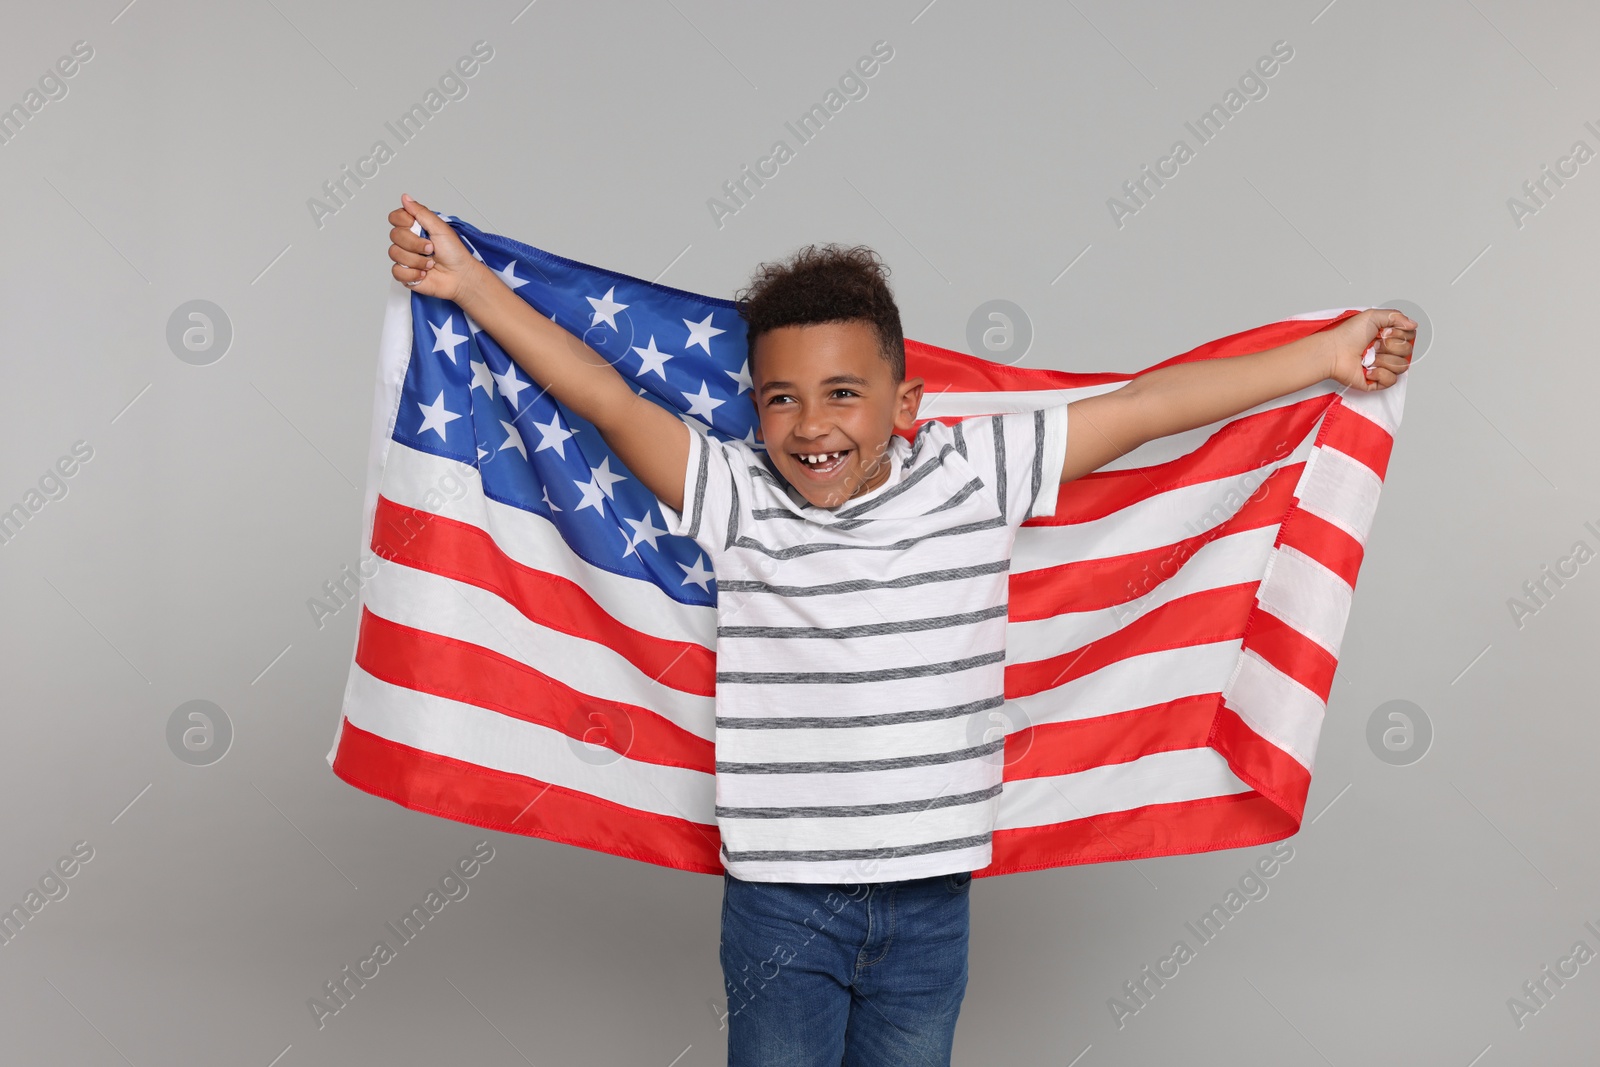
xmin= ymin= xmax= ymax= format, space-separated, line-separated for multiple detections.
xmin=1325 ymin=308 xmax=1417 ymax=392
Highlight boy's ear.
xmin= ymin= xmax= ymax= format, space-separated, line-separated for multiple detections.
xmin=893 ymin=376 xmax=925 ymax=432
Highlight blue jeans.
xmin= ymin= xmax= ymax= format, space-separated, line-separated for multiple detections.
xmin=719 ymin=870 xmax=972 ymax=1066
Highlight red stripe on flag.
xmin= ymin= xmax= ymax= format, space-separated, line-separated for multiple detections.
xmin=980 ymin=790 xmax=1297 ymax=877
xmin=1237 ymin=608 xmax=1338 ymax=704
xmin=1003 ymin=693 xmax=1221 ymax=780
xmin=1009 ymin=464 xmax=1302 ymax=621
xmin=332 ymin=719 xmax=725 ymax=874
xmin=355 ymin=606 xmax=715 ymax=773
xmin=905 ymin=339 xmax=1128 ymax=395
xmin=370 ymin=495 xmax=714 ymax=696
xmin=1317 ymin=401 xmax=1397 ymax=480
xmin=1208 ymin=704 xmax=1313 ymax=817
xmin=901 ymin=311 xmax=1358 ymax=398
xmin=1276 ymin=506 xmax=1365 ymax=589
xmin=1135 ymin=311 xmax=1362 ymax=374
xmin=1030 ymin=396 xmax=1331 ymax=526
xmin=1007 ymin=584 xmax=1260 ymax=699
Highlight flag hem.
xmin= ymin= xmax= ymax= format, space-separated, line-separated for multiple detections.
xmin=326 ymin=279 xmax=418 ymax=768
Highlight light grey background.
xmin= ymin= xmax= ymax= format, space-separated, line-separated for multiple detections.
xmin=2 ymin=1 xmax=1595 ymax=1064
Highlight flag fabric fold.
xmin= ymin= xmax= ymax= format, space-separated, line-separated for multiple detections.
xmin=326 ymin=214 xmax=1406 ymax=878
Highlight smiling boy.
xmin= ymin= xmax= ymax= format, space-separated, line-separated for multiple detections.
xmin=386 ymin=193 xmax=1414 ymax=1066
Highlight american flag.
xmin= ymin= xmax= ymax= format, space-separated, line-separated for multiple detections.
xmin=326 ymin=215 xmax=1407 ymax=878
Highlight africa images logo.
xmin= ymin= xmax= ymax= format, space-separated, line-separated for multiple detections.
xmin=1106 ymin=39 xmax=1295 ymax=229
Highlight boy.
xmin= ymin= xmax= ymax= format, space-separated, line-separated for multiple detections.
xmin=385 ymin=192 xmax=1414 ymax=1066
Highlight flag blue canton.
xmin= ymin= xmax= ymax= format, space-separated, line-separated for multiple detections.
xmin=391 ymin=214 xmax=758 ymax=608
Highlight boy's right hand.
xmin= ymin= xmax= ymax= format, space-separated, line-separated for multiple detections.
xmin=387 ymin=193 xmax=485 ymax=305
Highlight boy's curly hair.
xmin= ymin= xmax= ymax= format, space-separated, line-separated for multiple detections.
xmin=734 ymin=243 xmax=906 ymax=383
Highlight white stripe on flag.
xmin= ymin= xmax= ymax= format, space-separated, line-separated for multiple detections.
xmin=378 ymin=442 xmax=718 ymax=648
xmin=1255 ymin=543 xmax=1354 ymax=657
xmin=1009 ymin=641 xmax=1245 ymax=727
xmin=1341 ymin=375 xmax=1405 ymax=437
xmin=1010 ymin=434 xmax=1311 ymax=574
xmin=1222 ymin=649 xmax=1327 ymax=770
xmin=1296 ymin=444 xmax=1384 ymax=545
xmin=343 ymin=666 xmax=716 ymax=822
xmin=924 ymin=383 xmax=1336 ymax=475
xmin=1007 ymin=525 xmax=1279 ymax=662
xmin=361 ymin=563 xmax=715 ymax=738
xmin=995 ymin=746 xmax=1254 ymax=831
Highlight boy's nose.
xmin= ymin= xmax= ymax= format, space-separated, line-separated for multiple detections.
xmin=795 ymin=409 xmax=833 ymax=439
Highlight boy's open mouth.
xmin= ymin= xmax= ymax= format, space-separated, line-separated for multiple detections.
xmin=791 ymin=448 xmax=852 ymax=479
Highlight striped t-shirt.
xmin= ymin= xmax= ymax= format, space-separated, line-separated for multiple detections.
xmin=658 ymin=404 xmax=1069 ymax=883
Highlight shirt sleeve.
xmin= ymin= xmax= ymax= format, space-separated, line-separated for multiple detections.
xmin=955 ymin=403 xmax=1069 ymax=527
xmin=656 ymin=422 xmax=747 ymax=556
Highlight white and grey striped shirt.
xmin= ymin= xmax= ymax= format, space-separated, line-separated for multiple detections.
xmin=659 ymin=405 xmax=1069 ymax=883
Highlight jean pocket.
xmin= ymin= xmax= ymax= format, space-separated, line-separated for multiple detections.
xmin=944 ymin=871 xmax=972 ymax=893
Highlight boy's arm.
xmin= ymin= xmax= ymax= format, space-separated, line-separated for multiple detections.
xmin=457 ymin=261 xmax=691 ymax=512
xmin=1056 ymin=308 xmax=1416 ymax=484
xmin=393 ymin=196 xmax=690 ymax=512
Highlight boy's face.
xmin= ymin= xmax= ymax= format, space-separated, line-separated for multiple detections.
xmin=751 ymin=320 xmax=924 ymax=510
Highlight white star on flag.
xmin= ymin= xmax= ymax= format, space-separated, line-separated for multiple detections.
xmin=541 ymin=485 xmax=561 ymax=512
xmin=678 ymin=553 xmax=714 ymax=592
xmin=532 ymin=413 xmax=574 ymax=458
xmin=632 ymin=336 xmax=674 ymax=380
xmin=498 ymin=421 xmax=528 ymax=460
xmin=492 ymin=362 xmax=532 ymax=409
xmin=431 ymin=316 xmax=468 ymax=363
xmin=621 ymin=510 xmax=668 ymax=558
xmin=682 ymin=380 xmax=727 ymax=421
xmin=571 ymin=456 xmax=628 ymax=515
xmin=725 ymin=359 xmax=752 ymax=394
xmin=589 ymin=456 xmax=628 ymax=498
xmin=469 ymin=359 xmax=497 ymax=397
xmin=496 ymin=259 xmax=528 ymax=290
xmin=416 ymin=391 xmax=462 ymax=441
xmin=683 ymin=312 xmax=724 ymax=354
xmin=587 ymin=286 xmax=628 ymax=330
xmin=571 ymin=476 xmax=607 ymax=514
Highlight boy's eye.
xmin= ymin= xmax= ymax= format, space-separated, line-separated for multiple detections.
xmin=767 ymin=389 xmax=856 ymax=405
